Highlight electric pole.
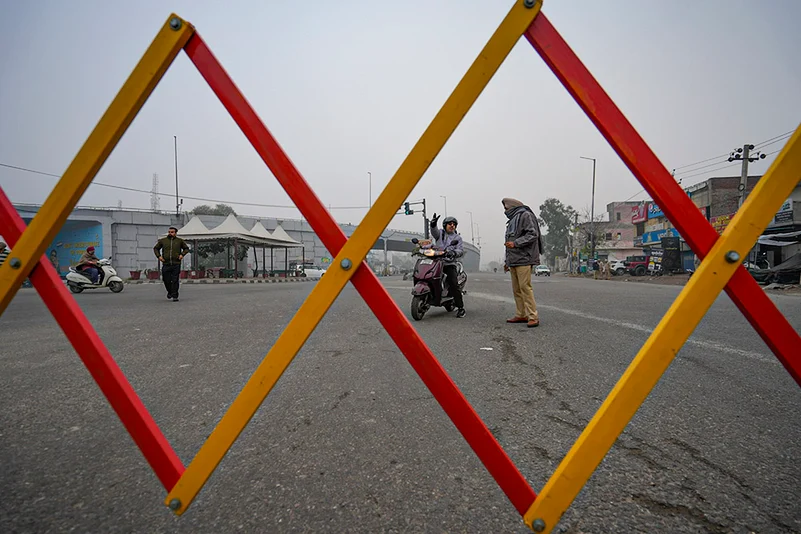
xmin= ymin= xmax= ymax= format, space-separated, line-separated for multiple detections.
xmin=422 ymin=198 xmax=429 ymax=239
xmin=174 ymin=136 xmax=180 ymax=216
xmin=580 ymin=156 xmax=597 ymax=259
xmin=729 ymin=144 xmax=767 ymax=209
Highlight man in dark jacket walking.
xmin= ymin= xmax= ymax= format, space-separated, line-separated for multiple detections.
xmin=502 ymin=197 xmax=543 ymax=328
xmin=154 ymin=226 xmax=190 ymax=301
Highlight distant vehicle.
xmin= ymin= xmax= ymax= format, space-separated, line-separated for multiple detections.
xmin=291 ymin=262 xmax=326 ymax=277
xmin=623 ymin=255 xmax=650 ymax=276
xmin=534 ymin=265 xmax=551 ymax=276
xmin=610 ymin=260 xmax=626 ymax=275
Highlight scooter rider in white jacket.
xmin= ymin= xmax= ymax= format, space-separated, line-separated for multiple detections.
xmin=430 ymin=213 xmax=466 ymax=318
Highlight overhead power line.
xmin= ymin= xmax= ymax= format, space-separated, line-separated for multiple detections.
xmin=670 ymin=129 xmax=794 ymax=175
xmin=0 ymin=162 xmax=369 ymax=211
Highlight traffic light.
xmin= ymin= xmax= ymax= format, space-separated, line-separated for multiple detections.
xmin=404 ymin=202 xmax=414 ymax=215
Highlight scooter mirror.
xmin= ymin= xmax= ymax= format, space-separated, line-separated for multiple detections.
xmin=411 ymin=238 xmax=419 ymax=244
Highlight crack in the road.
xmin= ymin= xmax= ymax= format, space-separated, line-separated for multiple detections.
xmin=667 ymin=437 xmax=797 ymax=531
xmin=331 ymin=390 xmax=351 ymax=410
xmin=632 ymin=493 xmax=731 ymax=532
xmin=617 ymin=442 xmax=667 ymax=470
xmin=559 ymin=400 xmax=577 ymax=416
xmin=523 ymin=442 xmax=554 ymax=462
xmin=492 ymin=334 xmax=528 ymax=366
xmin=667 ymin=437 xmax=750 ymax=489
xmin=545 ymin=414 xmax=585 ymax=431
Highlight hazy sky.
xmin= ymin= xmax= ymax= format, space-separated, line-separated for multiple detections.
xmin=2 ymin=0 xmax=799 ymax=264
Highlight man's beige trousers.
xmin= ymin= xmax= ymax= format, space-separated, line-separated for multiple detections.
xmin=510 ymin=265 xmax=539 ymax=320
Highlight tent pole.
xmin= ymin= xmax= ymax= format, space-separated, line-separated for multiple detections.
xmin=234 ymin=238 xmax=239 ymax=279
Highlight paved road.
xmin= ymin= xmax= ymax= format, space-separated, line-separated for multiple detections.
xmin=1 ymin=274 xmax=799 ymax=533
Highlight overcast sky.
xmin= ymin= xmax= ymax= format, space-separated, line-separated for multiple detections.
xmin=1 ymin=0 xmax=799 ymax=264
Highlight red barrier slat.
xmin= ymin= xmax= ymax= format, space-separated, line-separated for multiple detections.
xmin=0 ymin=188 xmax=185 ymax=489
xmin=525 ymin=14 xmax=801 ymax=386
xmin=184 ymin=33 xmax=537 ymax=515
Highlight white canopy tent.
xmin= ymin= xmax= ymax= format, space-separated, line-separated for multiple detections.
xmin=169 ymin=215 xmax=303 ymax=278
xmin=269 ymin=224 xmax=302 ymax=245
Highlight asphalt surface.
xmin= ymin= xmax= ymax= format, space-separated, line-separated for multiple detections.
xmin=1 ymin=273 xmax=799 ymax=533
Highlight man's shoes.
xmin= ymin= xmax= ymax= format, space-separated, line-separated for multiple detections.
xmin=456 ymin=308 xmax=466 ymax=318
xmin=167 ymin=295 xmax=173 ymax=300
xmin=527 ymin=319 xmax=540 ymax=328
xmin=506 ymin=317 xmax=527 ymax=323
xmin=172 ymin=297 xmax=179 ymax=302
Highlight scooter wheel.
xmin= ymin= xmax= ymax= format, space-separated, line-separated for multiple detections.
xmin=444 ymin=302 xmax=454 ymax=312
xmin=411 ymin=295 xmax=427 ymax=321
xmin=68 ymin=284 xmax=84 ymax=294
xmin=108 ymin=281 xmax=124 ymax=293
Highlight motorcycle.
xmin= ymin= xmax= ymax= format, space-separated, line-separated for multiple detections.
xmin=409 ymin=238 xmax=467 ymax=321
xmin=66 ymin=258 xmax=124 ymax=294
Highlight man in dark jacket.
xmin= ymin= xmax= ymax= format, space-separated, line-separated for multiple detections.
xmin=154 ymin=226 xmax=190 ymax=301
xmin=502 ymin=197 xmax=543 ymax=327
xmin=430 ymin=213 xmax=466 ymax=318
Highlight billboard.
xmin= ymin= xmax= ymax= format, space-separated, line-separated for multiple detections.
xmin=710 ymin=213 xmax=734 ymax=235
xmin=661 ymin=237 xmax=681 ymax=271
xmin=641 ymin=228 xmax=679 ymax=245
xmin=647 ymin=202 xmax=664 ymax=219
xmin=773 ymin=198 xmax=793 ymax=224
xmin=631 ymin=203 xmax=648 ymax=223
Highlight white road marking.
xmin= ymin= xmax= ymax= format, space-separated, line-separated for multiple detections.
xmin=383 ymin=285 xmax=775 ymax=363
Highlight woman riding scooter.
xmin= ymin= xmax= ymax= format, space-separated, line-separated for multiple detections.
xmin=430 ymin=214 xmax=466 ymax=318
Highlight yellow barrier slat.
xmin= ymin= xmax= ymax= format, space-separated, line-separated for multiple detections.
xmin=0 ymin=14 xmax=194 ymax=314
xmin=523 ymin=123 xmax=801 ymax=533
xmin=165 ymin=0 xmax=543 ymax=515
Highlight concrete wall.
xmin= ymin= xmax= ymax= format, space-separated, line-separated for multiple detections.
xmin=709 ymin=176 xmax=761 ymax=218
xmin=12 ymin=206 xmax=481 ymax=275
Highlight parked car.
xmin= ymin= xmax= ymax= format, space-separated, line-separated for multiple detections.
xmin=610 ymin=260 xmax=626 ymax=275
xmin=534 ymin=265 xmax=551 ymax=276
xmin=623 ymin=255 xmax=650 ymax=276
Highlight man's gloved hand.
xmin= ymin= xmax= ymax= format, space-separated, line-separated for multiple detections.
xmin=445 ymin=250 xmax=456 ymax=260
xmin=431 ymin=213 xmax=440 ymax=226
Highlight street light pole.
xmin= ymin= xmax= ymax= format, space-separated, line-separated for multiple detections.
xmin=367 ymin=171 xmax=372 ymax=208
xmin=440 ymin=195 xmax=447 ymax=217
xmin=466 ymin=210 xmax=475 ymax=243
xmin=174 ymin=136 xmax=180 ymax=216
xmin=580 ymin=156 xmax=597 ymax=259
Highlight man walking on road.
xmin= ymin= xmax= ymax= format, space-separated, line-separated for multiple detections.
xmin=502 ymin=197 xmax=543 ymax=328
xmin=154 ymin=226 xmax=190 ymax=301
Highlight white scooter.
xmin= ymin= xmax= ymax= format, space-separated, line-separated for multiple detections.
xmin=66 ymin=258 xmax=124 ymax=294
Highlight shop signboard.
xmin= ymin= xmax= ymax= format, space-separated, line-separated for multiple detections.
xmin=631 ymin=203 xmax=648 ymax=223
xmin=647 ymin=202 xmax=664 ymax=219
xmin=641 ymin=228 xmax=679 ymax=245
xmin=710 ymin=213 xmax=734 ymax=235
